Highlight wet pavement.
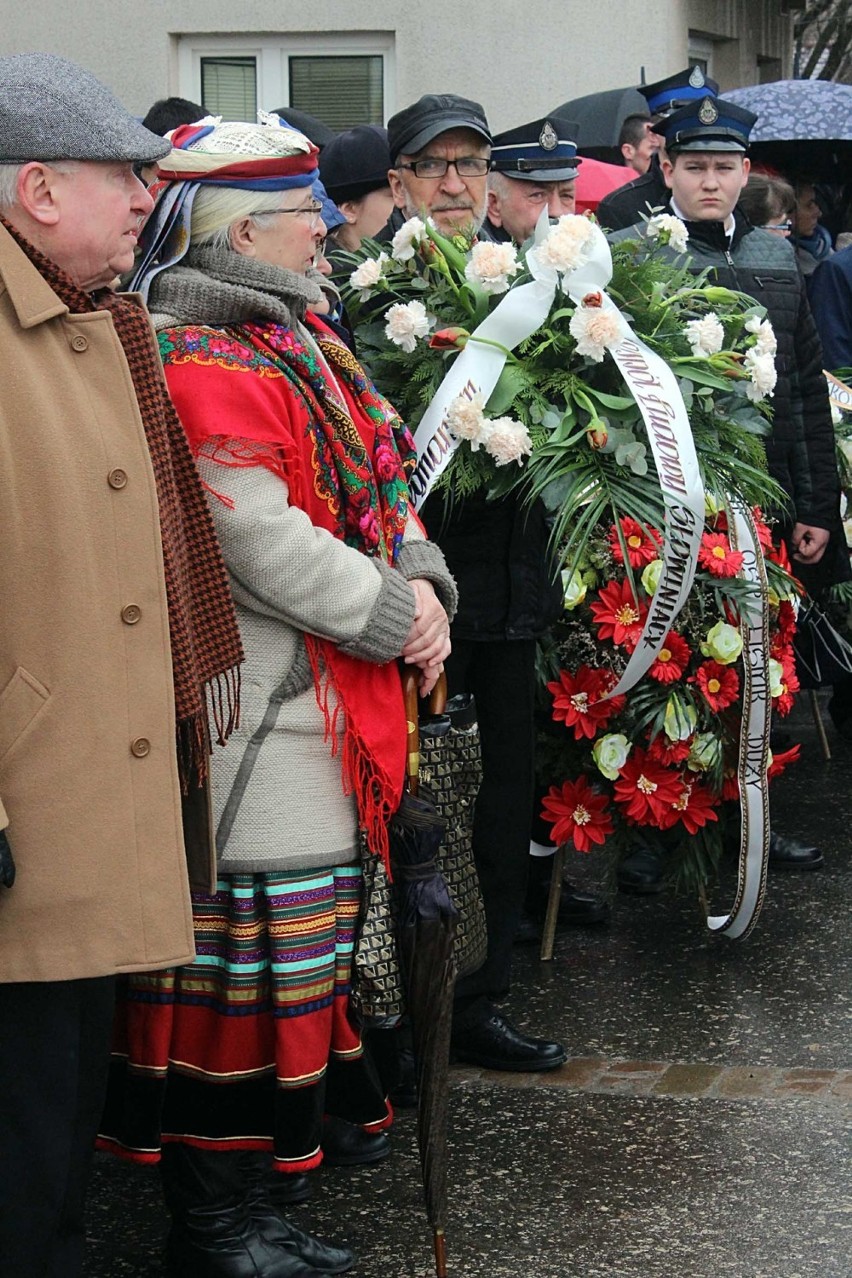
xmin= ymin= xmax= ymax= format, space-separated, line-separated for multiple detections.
xmin=84 ymin=694 xmax=851 ymax=1277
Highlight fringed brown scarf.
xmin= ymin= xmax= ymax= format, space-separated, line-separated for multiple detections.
xmin=2 ymin=217 xmax=243 ymax=786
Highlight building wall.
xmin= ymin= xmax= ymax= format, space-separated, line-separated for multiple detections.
xmin=2 ymin=0 xmax=792 ymax=129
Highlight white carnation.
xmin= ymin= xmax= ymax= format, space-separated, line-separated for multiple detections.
xmin=482 ymin=416 xmax=533 ymax=467
xmin=569 ymin=304 xmax=623 ymax=362
xmin=384 ymin=299 xmax=432 ymax=352
xmin=390 ymin=216 xmax=426 ymax=262
xmin=743 ymin=347 xmax=777 ymax=402
xmin=745 ymin=315 xmax=778 ymax=357
xmin=684 ymin=312 xmax=725 ymax=357
xmin=445 ymin=391 xmax=489 ymax=446
xmin=534 ymin=214 xmax=596 ymax=274
xmin=349 ymin=252 xmax=389 ymax=298
xmin=464 ymin=241 xmax=521 ymax=294
xmin=646 ymin=213 xmax=689 ymax=254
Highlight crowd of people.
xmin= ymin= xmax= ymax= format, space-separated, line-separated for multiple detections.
xmin=0 ymin=48 xmax=849 ymax=1278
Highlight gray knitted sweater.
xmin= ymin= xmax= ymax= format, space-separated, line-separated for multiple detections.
xmin=151 ymin=247 xmax=457 ymax=874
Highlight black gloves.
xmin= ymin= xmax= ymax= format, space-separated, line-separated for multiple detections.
xmin=0 ymin=829 xmax=15 ymax=888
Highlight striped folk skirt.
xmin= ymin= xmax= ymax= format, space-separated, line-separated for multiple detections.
xmin=98 ymin=865 xmax=391 ymax=1172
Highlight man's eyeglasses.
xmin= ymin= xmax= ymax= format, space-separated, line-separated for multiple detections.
xmin=763 ymin=220 xmax=792 ymax=233
xmin=251 ymin=200 xmax=325 ymax=228
xmin=396 ymin=157 xmax=491 ymax=179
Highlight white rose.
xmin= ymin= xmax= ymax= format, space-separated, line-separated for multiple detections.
xmin=561 ymin=568 xmax=587 ymax=610
xmin=482 ymin=417 xmax=533 ymax=467
xmin=684 ymin=313 xmax=725 ymax=357
xmin=390 ymin=216 xmax=426 ymax=262
xmin=663 ymin=697 xmax=698 ymax=742
xmin=445 ymin=391 xmax=489 ymax=445
xmin=349 ymin=252 xmax=389 ymax=297
xmin=641 ymin=559 xmax=663 ymax=595
xmin=687 ymin=732 xmax=722 ymax=772
xmin=569 ymin=304 xmax=623 ymax=363
xmin=533 ymin=214 xmax=596 ymax=274
xmin=646 ymin=213 xmax=689 ymax=254
xmin=768 ymin=658 xmax=785 ymax=699
xmin=384 ymin=299 xmax=432 ymax=352
xmin=744 ymin=347 xmax=777 ymax=401
xmin=592 ymin=733 xmax=631 ymax=780
xmin=464 ymin=241 xmax=521 ymax=295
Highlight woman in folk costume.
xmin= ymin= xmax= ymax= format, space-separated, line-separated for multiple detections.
xmin=98 ymin=117 xmax=456 ymax=1278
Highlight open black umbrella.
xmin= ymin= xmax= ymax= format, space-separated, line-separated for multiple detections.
xmin=388 ymin=670 xmax=459 ymax=1278
xmin=551 ymin=86 xmax=648 ymax=160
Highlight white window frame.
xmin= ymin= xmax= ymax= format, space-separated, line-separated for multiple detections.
xmin=177 ymin=31 xmax=395 ymax=123
xmin=687 ymin=35 xmax=716 ymax=78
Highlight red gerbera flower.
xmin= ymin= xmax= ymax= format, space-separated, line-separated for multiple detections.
xmin=776 ymin=599 xmax=797 ymax=638
xmin=721 ymin=770 xmax=740 ymax=801
xmin=772 ymin=653 xmax=799 ymax=717
xmin=693 ymin=660 xmax=740 ymax=711
xmin=540 ymin=777 xmax=614 ymax=853
xmin=647 ymin=735 xmax=692 ymax=766
xmin=698 ymin=532 xmax=744 ymax=578
xmin=649 ymin=631 xmax=691 ymax=683
xmin=752 ymin=508 xmax=773 ymax=551
xmin=658 ymin=777 xmax=719 ymax=835
xmin=590 ymin=579 xmax=648 ymax=649
xmin=768 ymin=744 xmax=801 ymax=780
xmin=612 ymin=748 xmax=684 ymax=827
xmin=608 ymin=517 xmax=662 ymax=569
xmin=547 ymin=665 xmax=626 ymax=740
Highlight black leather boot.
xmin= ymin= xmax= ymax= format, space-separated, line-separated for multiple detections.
xmin=160 ymin=1145 xmax=324 ymax=1277
xmin=242 ymin=1155 xmax=355 ymax=1274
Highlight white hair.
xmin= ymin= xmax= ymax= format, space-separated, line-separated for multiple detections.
xmin=487 ymin=170 xmax=514 ymax=199
xmin=188 ymin=185 xmax=292 ymax=251
xmin=0 ymin=159 xmax=79 ymax=211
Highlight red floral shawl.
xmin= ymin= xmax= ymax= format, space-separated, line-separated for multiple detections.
xmin=159 ymin=312 xmax=417 ymax=869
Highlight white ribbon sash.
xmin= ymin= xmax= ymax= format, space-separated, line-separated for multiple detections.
xmin=707 ymin=501 xmax=771 ymax=939
xmin=408 ymin=275 xmax=554 ymax=506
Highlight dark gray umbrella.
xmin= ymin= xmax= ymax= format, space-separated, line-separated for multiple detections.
xmin=725 ymin=79 xmax=852 ymax=180
xmin=388 ymin=670 xmax=458 ymax=1278
xmin=552 ymin=86 xmax=648 ymax=157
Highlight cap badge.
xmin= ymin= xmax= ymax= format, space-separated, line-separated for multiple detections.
xmin=698 ymin=97 xmax=719 ymax=125
xmin=539 ymin=121 xmax=558 ymax=151
xmin=689 ymin=66 xmax=706 ymax=89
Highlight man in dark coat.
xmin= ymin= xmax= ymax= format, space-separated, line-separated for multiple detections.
xmin=375 ymin=96 xmax=568 ymax=1071
xmin=610 ymin=95 xmax=844 ymax=886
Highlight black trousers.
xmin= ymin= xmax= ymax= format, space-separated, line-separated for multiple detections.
xmin=445 ymin=637 xmax=537 ymax=1012
xmin=0 ymin=975 xmax=116 ymax=1278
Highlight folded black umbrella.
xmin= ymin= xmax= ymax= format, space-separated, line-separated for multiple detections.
xmin=388 ymin=670 xmax=459 ymax=1278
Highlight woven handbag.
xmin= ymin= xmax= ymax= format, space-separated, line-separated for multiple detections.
xmin=352 ymin=672 xmax=487 ymax=1023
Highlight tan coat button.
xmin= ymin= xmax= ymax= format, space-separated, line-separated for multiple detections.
xmin=71 ymin=334 xmax=88 ymax=352
xmin=130 ymin=737 xmax=151 ymax=758
xmin=108 ymin=468 xmax=128 ymax=489
xmin=121 ymin=604 xmax=142 ymax=625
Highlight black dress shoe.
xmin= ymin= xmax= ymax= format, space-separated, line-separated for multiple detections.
xmin=514 ymin=912 xmax=542 ymax=945
xmin=617 ymin=843 xmax=665 ymax=894
xmin=250 ymin=1204 xmax=354 ymax=1275
xmin=768 ymin=831 xmax=824 ymax=872
xmin=452 ymin=1008 xmax=567 ymax=1072
xmin=321 ymin=1116 xmax=390 ymax=1167
xmin=267 ymin=1172 xmax=312 ymax=1206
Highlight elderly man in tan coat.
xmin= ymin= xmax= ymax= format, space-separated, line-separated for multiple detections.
xmin=0 ymin=53 xmax=241 ymax=1278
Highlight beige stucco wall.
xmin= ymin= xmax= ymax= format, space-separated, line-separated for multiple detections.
xmin=2 ymin=0 xmax=792 ymax=129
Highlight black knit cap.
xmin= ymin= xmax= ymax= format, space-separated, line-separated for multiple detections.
xmin=319 ymin=125 xmax=392 ymax=202
xmin=387 ymin=93 xmax=491 ymax=163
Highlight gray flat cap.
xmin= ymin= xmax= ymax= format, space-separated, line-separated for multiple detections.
xmin=0 ymin=52 xmax=171 ymax=164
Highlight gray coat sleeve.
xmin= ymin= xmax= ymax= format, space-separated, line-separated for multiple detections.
xmin=196 ymin=456 xmax=417 ymax=665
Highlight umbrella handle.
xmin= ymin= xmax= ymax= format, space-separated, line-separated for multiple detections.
xmin=401 ymin=667 xmax=448 ymax=798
